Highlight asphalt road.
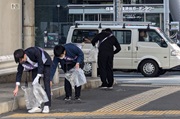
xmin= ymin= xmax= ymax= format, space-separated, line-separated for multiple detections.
xmin=2 ymin=71 xmax=180 ymax=119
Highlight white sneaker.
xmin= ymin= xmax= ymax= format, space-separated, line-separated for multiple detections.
xmin=42 ymin=106 xmax=50 ymax=113
xmin=28 ymin=107 xmax=42 ymax=113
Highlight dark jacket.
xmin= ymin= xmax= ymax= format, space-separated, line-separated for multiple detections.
xmin=16 ymin=47 xmax=52 ymax=83
xmin=50 ymin=43 xmax=84 ymax=80
xmin=91 ymin=31 xmax=121 ymax=54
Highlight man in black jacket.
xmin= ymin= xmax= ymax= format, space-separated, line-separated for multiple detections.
xmin=91 ymin=28 xmax=121 ymax=89
xmin=13 ymin=47 xmax=52 ymax=113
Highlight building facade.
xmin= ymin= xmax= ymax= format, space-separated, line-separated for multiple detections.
xmin=35 ymin=0 xmax=166 ymax=48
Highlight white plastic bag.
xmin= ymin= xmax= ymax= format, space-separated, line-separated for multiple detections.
xmin=87 ymin=47 xmax=98 ymax=62
xmin=21 ymin=86 xmax=40 ymax=109
xmin=65 ymin=68 xmax=76 ymax=89
xmin=65 ymin=68 xmax=87 ymax=88
xmin=33 ymin=83 xmax=49 ymax=105
xmin=75 ymin=68 xmax=87 ymax=87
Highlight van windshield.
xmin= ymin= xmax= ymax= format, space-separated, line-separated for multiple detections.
xmin=158 ymin=28 xmax=175 ymax=44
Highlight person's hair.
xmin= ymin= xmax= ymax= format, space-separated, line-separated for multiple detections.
xmin=104 ymin=28 xmax=112 ymax=33
xmin=53 ymin=45 xmax=65 ymax=57
xmin=13 ymin=49 xmax=25 ymax=63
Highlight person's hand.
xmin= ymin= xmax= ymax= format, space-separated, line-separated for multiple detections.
xmin=13 ymin=86 xmax=19 ymax=96
xmin=50 ymin=81 xmax=53 ymax=88
xmin=75 ymin=63 xmax=80 ymax=69
xmin=32 ymin=75 xmax=40 ymax=85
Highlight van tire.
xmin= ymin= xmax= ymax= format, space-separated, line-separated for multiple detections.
xmin=83 ymin=62 xmax=92 ymax=76
xmin=140 ymin=60 xmax=159 ymax=77
xmin=83 ymin=63 xmax=100 ymax=77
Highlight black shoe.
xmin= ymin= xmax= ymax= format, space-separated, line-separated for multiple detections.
xmin=107 ymin=86 xmax=113 ymax=90
xmin=74 ymin=97 xmax=82 ymax=103
xmin=99 ymin=85 xmax=107 ymax=89
xmin=63 ymin=97 xmax=71 ymax=101
xmin=74 ymin=97 xmax=81 ymax=101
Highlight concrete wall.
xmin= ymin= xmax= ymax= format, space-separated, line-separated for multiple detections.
xmin=0 ymin=0 xmax=22 ymax=56
xmin=23 ymin=0 xmax=35 ymax=49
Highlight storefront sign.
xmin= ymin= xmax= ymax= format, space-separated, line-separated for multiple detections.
xmin=106 ymin=6 xmax=155 ymax=12
xmin=123 ymin=6 xmax=154 ymax=12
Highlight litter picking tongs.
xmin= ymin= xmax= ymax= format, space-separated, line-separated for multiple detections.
xmin=11 ymin=71 xmax=30 ymax=112
xmin=11 ymin=96 xmax=16 ymax=112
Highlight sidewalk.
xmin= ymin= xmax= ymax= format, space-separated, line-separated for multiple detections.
xmin=0 ymin=77 xmax=101 ymax=115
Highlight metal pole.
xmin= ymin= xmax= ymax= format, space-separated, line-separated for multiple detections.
xmin=164 ymin=0 xmax=170 ymax=37
xmin=116 ymin=0 xmax=123 ymax=22
xmin=57 ymin=4 xmax=60 ymax=34
xmin=83 ymin=6 xmax=85 ymax=21
xmin=114 ymin=0 xmax=117 ymax=21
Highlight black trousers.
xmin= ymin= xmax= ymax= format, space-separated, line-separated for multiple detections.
xmin=98 ymin=53 xmax=114 ymax=87
xmin=32 ymin=65 xmax=51 ymax=107
xmin=64 ymin=62 xmax=84 ymax=98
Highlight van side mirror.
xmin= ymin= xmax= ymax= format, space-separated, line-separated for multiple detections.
xmin=161 ymin=39 xmax=168 ymax=48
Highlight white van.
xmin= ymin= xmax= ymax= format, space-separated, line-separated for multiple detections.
xmin=66 ymin=21 xmax=180 ymax=77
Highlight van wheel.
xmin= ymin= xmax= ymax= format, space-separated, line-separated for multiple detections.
xmin=83 ymin=62 xmax=99 ymax=76
xmin=83 ymin=62 xmax=92 ymax=76
xmin=140 ymin=60 xmax=159 ymax=77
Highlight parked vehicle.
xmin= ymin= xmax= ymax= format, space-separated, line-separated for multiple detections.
xmin=66 ymin=21 xmax=180 ymax=77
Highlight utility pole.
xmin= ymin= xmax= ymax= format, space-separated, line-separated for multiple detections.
xmin=164 ymin=0 xmax=170 ymax=37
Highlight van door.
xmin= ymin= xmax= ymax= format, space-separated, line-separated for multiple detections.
xmin=70 ymin=28 xmax=99 ymax=75
xmin=135 ymin=29 xmax=170 ymax=69
xmin=113 ymin=30 xmax=133 ymax=69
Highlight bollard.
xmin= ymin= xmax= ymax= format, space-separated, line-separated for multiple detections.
xmin=91 ymin=62 xmax=97 ymax=78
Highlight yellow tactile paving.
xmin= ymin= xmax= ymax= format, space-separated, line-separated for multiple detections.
xmin=95 ymin=87 xmax=180 ymax=112
xmin=6 ymin=86 xmax=180 ymax=118
xmin=8 ymin=111 xmax=180 ymax=118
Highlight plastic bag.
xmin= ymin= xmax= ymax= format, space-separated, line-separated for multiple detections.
xmin=65 ymin=68 xmax=87 ymax=89
xmin=87 ymin=47 xmax=98 ymax=62
xmin=75 ymin=68 xmax=87 ymax=87
xmin=21 ymin=86 xmax=40 ymax=109
xmin=65 ymin=68 xmax=76 ymax=89
xmin=33 ymin=83 xmax=49 ymax=105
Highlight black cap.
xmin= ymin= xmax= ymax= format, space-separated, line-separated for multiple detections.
xmin=13 ymin=49 xmax=25 ymax=63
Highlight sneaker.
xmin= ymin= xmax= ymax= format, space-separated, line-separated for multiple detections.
xmin=74 ymin=97 xmax=81 ymax=101
xmin=74 ymin=97 xmax=81 ymax=103
xmin=108 ymin=86 xmax=113 ymax=90
xmin=42 ymin=106 xmax=50 ymax=113
xmin=99 ymin=86 xmax=107 ymax=89
xmin=63 ymin=97 xmax=71 ymax=101
xmin=28 ymin=107 xmax=42 ymax=113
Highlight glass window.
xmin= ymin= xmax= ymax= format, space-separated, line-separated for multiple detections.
xmin=68 ymin=14 xmax=83 ymax=22
xmin=85 ymin=14 xmax=98 ymax=21
xmin=72 ymin=29 xmax=98 ymax=43
xmin=138 ymin=29 xmax=167 ymax=47
xmin=123 ymin=0 xmax=163 ymax=4
xmin=101 ymin=14 xmax=113 ymax=21
xmin=123 ymin=13 xmax=144 ymax=21
xmin=146 ymin=14 xmax=160 ymax=27
xmin=113 ymin=30 xmax=131 ymax=44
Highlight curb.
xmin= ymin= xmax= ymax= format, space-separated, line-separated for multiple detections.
xmin=0 ymin=78 xmax=100 ymax=114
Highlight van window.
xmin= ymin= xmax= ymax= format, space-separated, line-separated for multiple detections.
xmin=71 ymin=29 xmax=98 ymax=43
xmin=113 ymin=30 xmax=131 ymax=44
xmin=139 ymin=29 xmax=167 ymax=47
